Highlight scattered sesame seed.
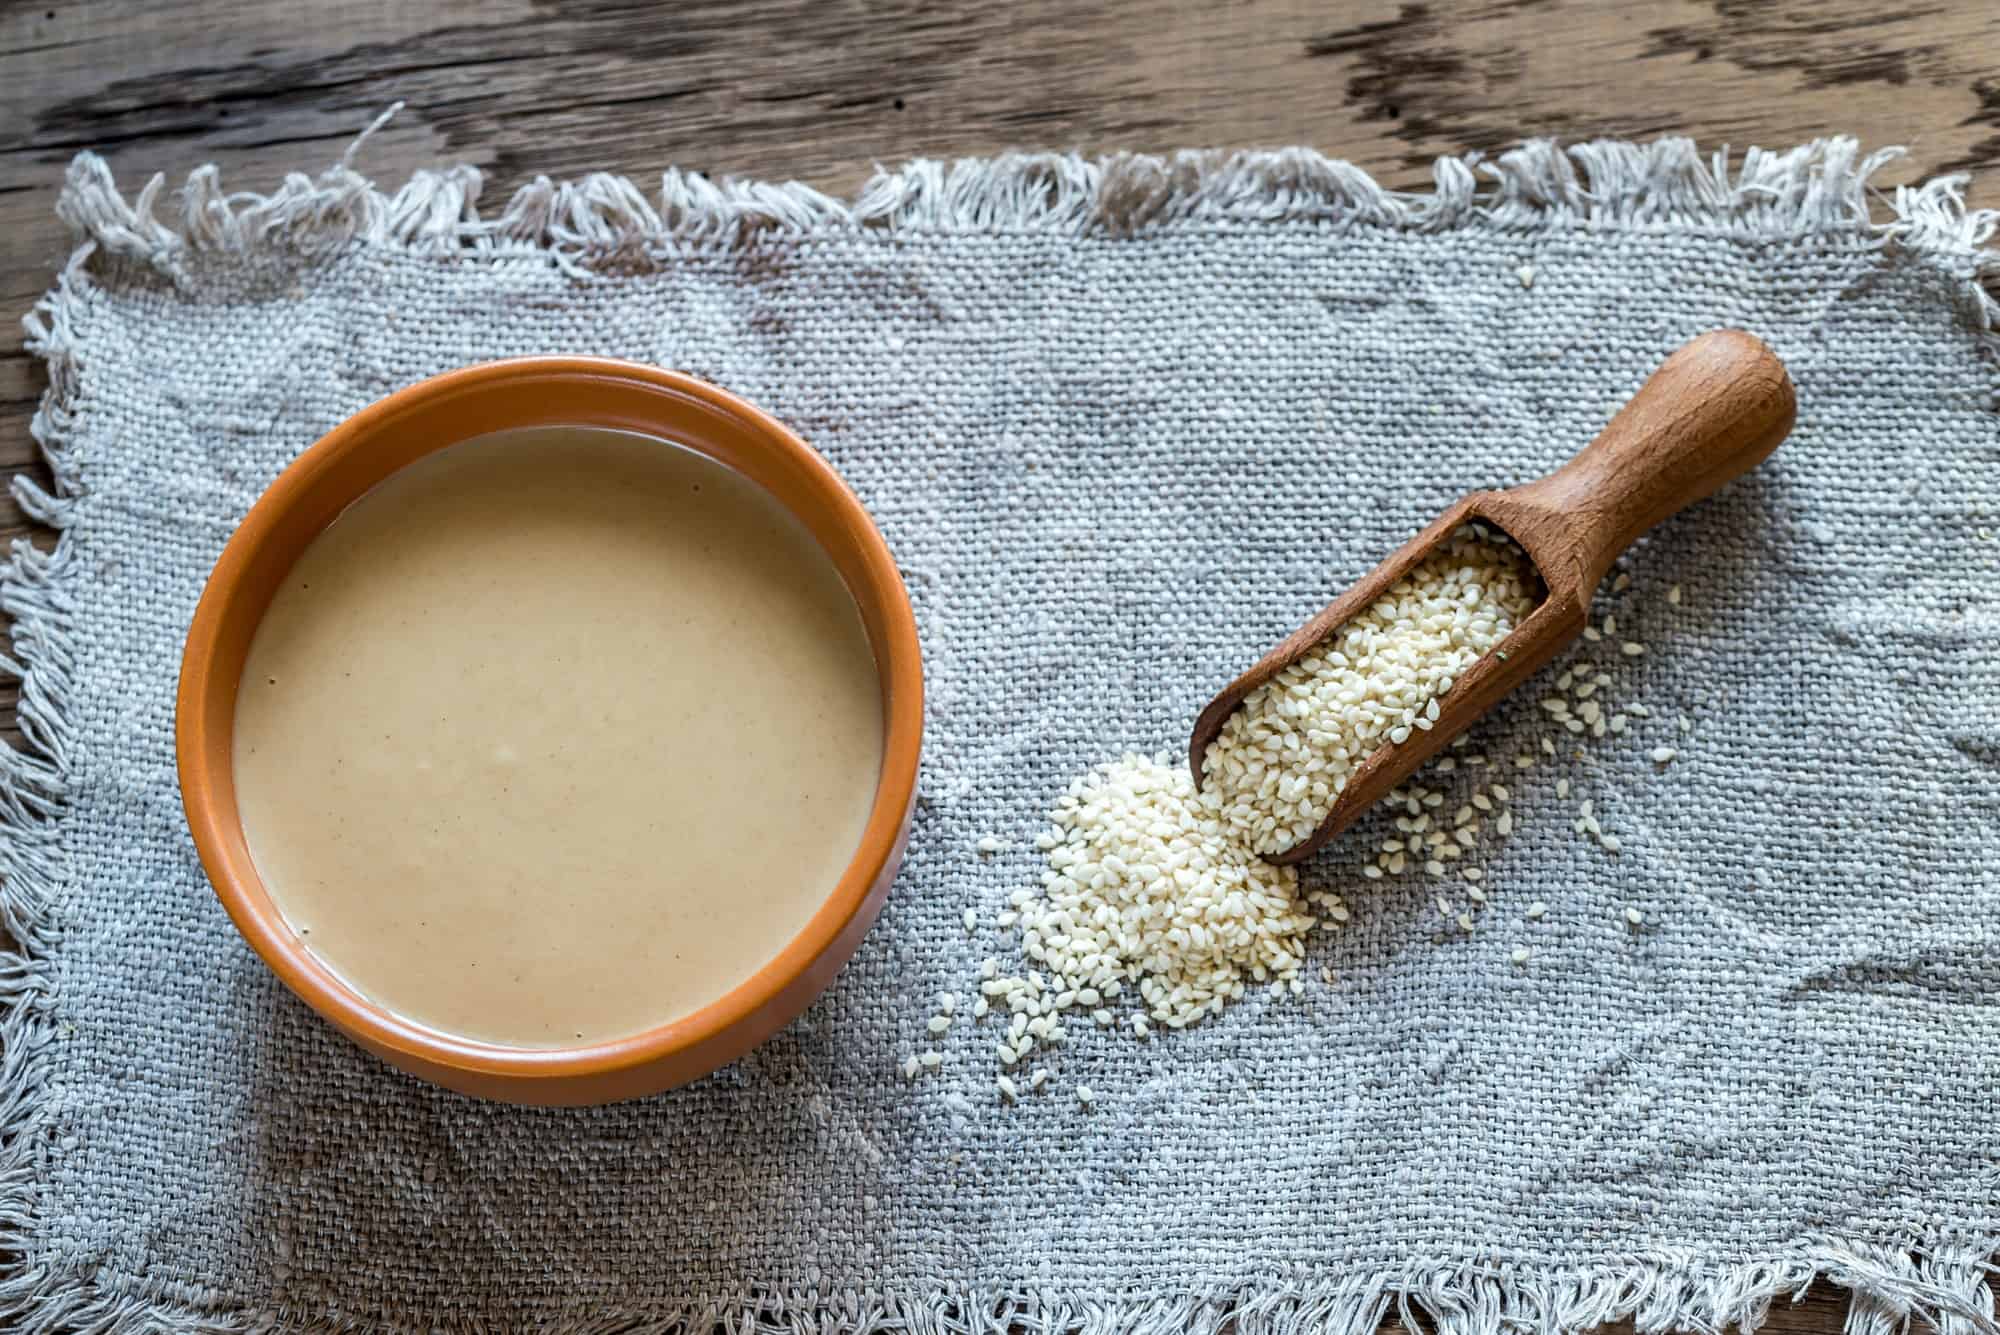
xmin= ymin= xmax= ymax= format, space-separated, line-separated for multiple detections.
xmin=1076 ymin=1085 xmax=1095 ymax=1105
xmin=1678 ymin=714 xmax=1693 ymax=734
xmin=1495 ymin=811 xmax=1514 ymax=836
xmin=1583 ymin=626 xmax=1602 ymax=642
xmin=1625 ymin=907 xmax=1644 ymax=926
xmin=973 ymin=998 xmax=989 ymax=1019
xmin=1516 ymin=754 xmax=1534 ymax=769
xmin=997 ymin=1074 xmax=1017 ymax=1100
xmin=938 ymin=991 xmax=957 ymax=1013
xmin=1650 ymin=746 xmax=1677 ymax=764
xmin=1456 ymin=911 xmax=1476 ymax=931
xmin=1511 ymin=946 xmax=1531 ymax=965
xmin=1031 ymin=1067 xmax=1050 ymax=1089
xmin=1526 ymin=901 xmax=1547 ymax=920
xmin=927 ymin=1015 xmax=951 ymax=1035
xmin=1621 ymin=641 xmax=1646 ymax=657
xmin=1613 ymin=573 xmax=1632 ymax=593
xmin=919 ymin=1051 xmax=942 ymax=1069
xmin=1604 ymin=615 xmax=1618 ymax=636
xmin=902 ymin=1056 xmax=921 ymax=1080
xmin=1557 ymin=778 xmax=1570 ymax=799
xmin=1599 ymin=832 xmax=1621 ymax=853
xmin=1541 ymin=736 xmax=1557 ymax=756
xmin=1627 ymin=703 xmax=1651 ymax=718
xmin=1427 ymin=860 xmax=1447 ymax=878
xmin=962 ymin=908 xmax=978 ymax=931
xmin=1132 ymin=1015 xmax=1150 ymax=1039
xmin=977 ymin=835 xmax=1002 ymax=854
xmin=1321 ymin=966 xmax=1334 ymax=984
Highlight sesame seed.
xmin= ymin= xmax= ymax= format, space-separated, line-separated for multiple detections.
xmin=977 ymin=835 xmax=1002 ymax=854
xmin=1526 ymin=901 xmax=1547 ymax=920
xmin=1200 ymin=527 xmax=1536 ymax=856
xmin=1613 ymin=573 xmax=1632 ymax=593
xmin=1650 ymin=746 xmax=1676 ymax=764
xmin=1031 ymin=1067 xmax=1050 ymax=1089
xmin=919 ymin=1051 xmax=942 ymax=1069
xmin=1456 ymin=911 xmax=1476 ymax=931
xmin=902 ymin=1056 xmax=921 ymax=1080
xmin=1556 ymin=779 xmax=1570 ymax=799
xmin=1132 ymin=1015 xmax=1150 ymax=1039
xmin=1625 ymin=907 xmax=1644 ymax=926
xmin=1511 ymin=947 xmax=1531 ymax=965
xmin=1621 ymin=641 xmax=1645 ymax=657
xmin=1076 ymin=1085 xmax=1095 ymax=1105
xmin=962 ymin=908 xmax=978 ymax=931
xmin=927 ymin=1015 xmax=951 ymax=1035
xmin=1667 ymin=584 xmax=1682 ymax=605
xmin=997 ymin=1074 xmax=1017 ymax=1100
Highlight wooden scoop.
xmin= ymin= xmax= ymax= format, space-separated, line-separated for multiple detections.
xmin=1188 ymin=329 xmax=1796 ymax=866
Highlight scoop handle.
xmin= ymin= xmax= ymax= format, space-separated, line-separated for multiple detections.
xmin=1502 ymin=330 xmax=1795 ymax=593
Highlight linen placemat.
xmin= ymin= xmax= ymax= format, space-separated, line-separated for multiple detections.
xmin=4 ymin=130 xmax=1999 ymax=1333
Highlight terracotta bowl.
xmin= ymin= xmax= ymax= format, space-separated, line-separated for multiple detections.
xmin=176 ymin=358 xmax=923 ymax=1106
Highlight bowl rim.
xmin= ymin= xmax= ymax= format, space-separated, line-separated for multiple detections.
xmin=176 ymin=357 xmax=924 ymax=1085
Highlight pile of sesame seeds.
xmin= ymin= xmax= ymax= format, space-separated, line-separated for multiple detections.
xmin=978 ymin=752 xmax=1326 ymax=1071
xmin=1198 ymin=524 xmax=1541 ymax=856
xmin=911 ymin=567 xmax=1700 ymax=1106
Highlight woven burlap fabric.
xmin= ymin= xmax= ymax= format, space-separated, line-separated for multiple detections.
xmin=4 ymin=134 xmax=1999 ymax=1333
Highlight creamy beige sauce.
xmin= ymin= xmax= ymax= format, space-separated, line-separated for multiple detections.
xmin=234 ymin=426 xmax=883 ymax=1048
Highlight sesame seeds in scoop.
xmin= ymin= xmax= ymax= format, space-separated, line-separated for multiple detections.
xmin=1198 ymin=525 xmax=1539 ymax=856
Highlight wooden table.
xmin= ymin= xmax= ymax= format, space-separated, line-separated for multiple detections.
xmin=1 ymin=2 xmax=1994 ymax=1328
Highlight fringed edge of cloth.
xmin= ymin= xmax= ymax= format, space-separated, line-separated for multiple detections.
xmin=6 ymin=110 xmax=2000 ymax=1333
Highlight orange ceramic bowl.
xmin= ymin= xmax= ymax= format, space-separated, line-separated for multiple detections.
xmin=176 ymin=359 xmax=923 ymax=1106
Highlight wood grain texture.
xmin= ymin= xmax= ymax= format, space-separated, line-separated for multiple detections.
xmin=0 ymin=4 xmax=1994 ymax=1323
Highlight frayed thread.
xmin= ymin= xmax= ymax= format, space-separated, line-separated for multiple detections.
xmin=54 ymin=128 xmax=1938 ymax=286
xmin=0 ymin=1251 xmax=1995 ymax=1335
xmin=1 ymin=178 xmax=86 ymax=1335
